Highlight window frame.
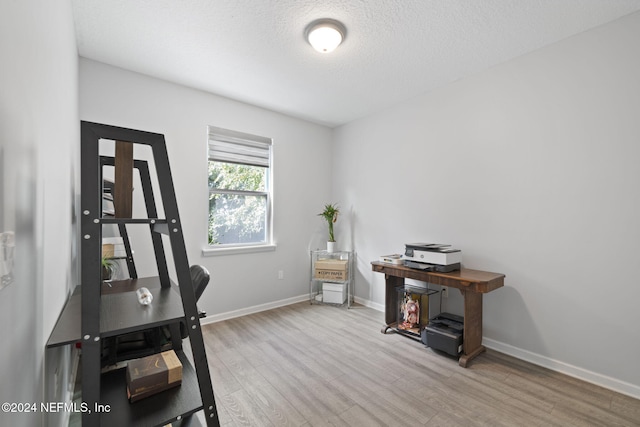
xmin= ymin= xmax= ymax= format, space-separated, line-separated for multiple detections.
xmin=203 ymin=126 xmax=275 ymax=256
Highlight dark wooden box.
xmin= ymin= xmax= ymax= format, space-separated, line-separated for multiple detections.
xmin=126 ymin=349 xmax=182 ymax=402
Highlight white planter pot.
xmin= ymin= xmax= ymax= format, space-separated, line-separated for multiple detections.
xmin=327 ymin=241 xmax=336 ymax=253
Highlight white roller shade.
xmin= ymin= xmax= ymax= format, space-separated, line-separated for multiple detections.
xmin=208 ymin=126 xmax=272 ymax=167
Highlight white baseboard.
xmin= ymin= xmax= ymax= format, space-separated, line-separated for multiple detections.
xmin=484 ymin=338 xmax=640 ymax=400
xmin=200 ymin=294 xmax=309 ymax=325
xmin=353 ymin=295 xmax=385 ymax=312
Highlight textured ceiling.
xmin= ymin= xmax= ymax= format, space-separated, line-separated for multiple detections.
xmin=72 ymin=0 xmax=640 ymax=127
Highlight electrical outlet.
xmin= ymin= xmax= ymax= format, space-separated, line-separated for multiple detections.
xmin=278 ymin=270 xmax=284 ymax=280
xmin=441 ymin=287 xmax=448 ymax=298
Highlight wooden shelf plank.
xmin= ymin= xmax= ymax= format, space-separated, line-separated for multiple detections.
xmin=47 ymin=285 xmax=82 ymax=347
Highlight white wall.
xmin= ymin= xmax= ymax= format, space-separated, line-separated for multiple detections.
xmin=0 ymin=1 xmax=79 ymax=426
xmin=79 ymin=58 xmax=333 ymax=316
xmin=333 ymin=12 xmax=640 ymax=397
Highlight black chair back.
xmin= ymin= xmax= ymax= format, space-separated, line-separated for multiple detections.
xmin=190 ymin=264 xmax=210 ymax=301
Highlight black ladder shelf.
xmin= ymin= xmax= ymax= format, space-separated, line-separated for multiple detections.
xmin=47 ymin=121 xmax=220 ymax=426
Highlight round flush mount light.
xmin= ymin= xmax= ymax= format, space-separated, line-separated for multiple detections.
xmin=305 ymin=19 xmax=346 ymax=53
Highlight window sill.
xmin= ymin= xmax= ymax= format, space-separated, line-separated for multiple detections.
xmin=202 ymin=243 xmax=277 ymax=257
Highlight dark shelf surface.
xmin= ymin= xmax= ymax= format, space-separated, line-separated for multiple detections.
xmin=100 ymin=217 xmax=168 ymax=225
xmin=97 ymin=219 xmax=173 ymax=235
xmin=47 ymin=277 xmax=185 ymax=348
xmin=387 ymin=322 xmax=423 ymax=342
xmin=99 ymin=350 xmax=203 ymax=427
xmin=396 ymin=285 xmax=441 ymax=296
xmin=311 ymin=278 xmax=350 ymax=284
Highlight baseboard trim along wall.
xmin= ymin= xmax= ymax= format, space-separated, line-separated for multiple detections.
xmin=201 ymin=294 xmax=639 ymax=400
xmin=353 ymin=295 xmax=385 ymax=312
xmin=482 ymin=338 xmax=640 ymax=400
xmin=201 ymin=294 xmax=309 ymax=325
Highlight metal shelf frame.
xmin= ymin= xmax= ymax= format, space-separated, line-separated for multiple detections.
xmin=309 ymin=250 xmax=355 ymax=308
xmin=79 ymin=121 xmax=220 ymax=426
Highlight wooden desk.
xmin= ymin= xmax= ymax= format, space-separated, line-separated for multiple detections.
xmin=371 ymin=261 xmax=505 ymax=367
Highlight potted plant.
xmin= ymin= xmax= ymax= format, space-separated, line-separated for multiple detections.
xmin=101 ymin=256 xmax=118 ymax=281
xmin=318 ymin=203 xmax=339 ymax=252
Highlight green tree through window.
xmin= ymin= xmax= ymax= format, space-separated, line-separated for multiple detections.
xmin=208 ymin=163 xmax=268 ymax=245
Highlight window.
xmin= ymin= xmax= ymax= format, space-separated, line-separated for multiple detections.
xmin=207 ymin=126 xmax=272 ymax=248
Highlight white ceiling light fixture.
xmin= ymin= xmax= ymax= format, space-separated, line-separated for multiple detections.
xmin=305 ymin=19 xmax=346 ymax=53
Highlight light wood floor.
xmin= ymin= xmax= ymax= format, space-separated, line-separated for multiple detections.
xmin=201 ymin=302 xmax=640 ymax=427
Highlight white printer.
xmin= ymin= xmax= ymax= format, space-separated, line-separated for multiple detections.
xmin=403 ymin=243 xmax=461 ymax=272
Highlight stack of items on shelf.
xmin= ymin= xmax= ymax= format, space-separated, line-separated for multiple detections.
xmin=314 ymin=258 xmax=348 ymax=304
xmin=378 ymin=254 xmax=403 ymax=265
xmin=314 ymin=258 xmax=348 ymax=281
